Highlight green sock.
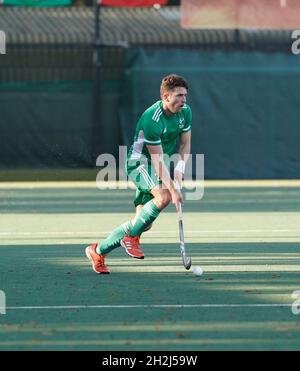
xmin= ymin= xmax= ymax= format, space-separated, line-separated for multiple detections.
xmin=97 ymin=221 xmax=132 ymax=255
xmin=130 ymin=200 xmax=161 ymax=237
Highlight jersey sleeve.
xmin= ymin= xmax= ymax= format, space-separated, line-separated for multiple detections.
xmin=182 ymin=105 xmax=192 ymax=133
xmin=140 ymin=112 xmax=163 ymax=146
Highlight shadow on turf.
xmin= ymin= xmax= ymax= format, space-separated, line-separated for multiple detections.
xmin=1 ymin=242 xmax=300 ymax=308
xmin=1 ymin=187 xmax=300 ymax=213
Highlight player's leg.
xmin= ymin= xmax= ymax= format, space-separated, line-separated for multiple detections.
xmin=95 ymin=189 xmax=151 ymax=256
xmin=120 ymin=163 xmax=169 ymax=258
xmin=86 ymin=186 xmax=153 ymax=273
xmin=121 ymin=164 xmax=172 ymax=259
xmin=85 ymin=218 xmax=133 ymax=274
xmin=128 ymin=185 xmax=171 ymax=237
xmin=85 ymin=188 xmax=154 ymax=273
xmin=86 ymin=164 xmax=167 ymax=271
xmin=131 ymin=188 xmax=155 ymax=231
xmin=121 ymin=185 xmax=171 ymax=258
xmin=133 ymin=205 xmax=153 ymax=232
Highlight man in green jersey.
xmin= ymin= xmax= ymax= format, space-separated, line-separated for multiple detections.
xmin=86 ymin=74 xmax=192 ymax=274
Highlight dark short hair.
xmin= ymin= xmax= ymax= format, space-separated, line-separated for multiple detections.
xmin=160 ymin=74 xmax=188 ymax=97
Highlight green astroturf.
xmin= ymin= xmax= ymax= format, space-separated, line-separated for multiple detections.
xmin=0 ymin=185 xmax=300 ymax=350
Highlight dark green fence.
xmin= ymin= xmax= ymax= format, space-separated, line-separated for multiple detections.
xmin=120 ymin=49 xmax=300 ymax=179
xmin=1 ymin=48 xmax=300 ymax=178
xmin=0 ymin=81 xmax=94 ymax=168
xmin=0 ymin=7 xmax=299 ymax=178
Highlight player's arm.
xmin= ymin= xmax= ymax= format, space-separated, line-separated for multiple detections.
xmin=179 ymin=131 xmax=191 ymax=162
xmin=146 ymin=144 xmax=182 ymax=208
xmin=174 ymin=131 xmax=191 ymax=186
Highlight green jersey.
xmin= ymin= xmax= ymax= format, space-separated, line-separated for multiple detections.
xmin=127 ymin=100 xmax=192 ymax=166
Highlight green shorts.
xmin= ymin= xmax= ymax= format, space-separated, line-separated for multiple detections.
xmin=126 ymin=162 xmax=162 ymax=207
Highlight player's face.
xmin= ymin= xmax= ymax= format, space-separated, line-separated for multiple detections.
xmin=164 ymin=87 xmax=187 ymax=114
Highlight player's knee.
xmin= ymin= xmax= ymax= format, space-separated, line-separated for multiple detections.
xmin=154 ymin=190 xmax=171 ymax=209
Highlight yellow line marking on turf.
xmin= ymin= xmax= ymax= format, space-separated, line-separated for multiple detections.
xmin=2 ymin=228 xmax=300 ymax=237
xmin=1 ymin=229 xmax=300 ymax=236
xmin=1 ymin=179 xmax=300 ymax=189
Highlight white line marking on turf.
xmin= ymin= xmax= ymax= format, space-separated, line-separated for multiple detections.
xmin=6 ymin=304 xmax=291 ymax=310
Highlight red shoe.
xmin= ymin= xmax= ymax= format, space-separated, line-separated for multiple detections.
xmin=85 ymin=244 xmax=110 ymax=274
xmin=120 ymin=235 xmax=144 ymax=259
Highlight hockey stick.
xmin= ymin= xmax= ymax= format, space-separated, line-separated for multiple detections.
xmin=175 ymin=182 xmax=192 ymax=270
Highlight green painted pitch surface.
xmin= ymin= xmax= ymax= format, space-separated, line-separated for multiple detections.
xmin=1 ymin=184 xmax=300 ymax=350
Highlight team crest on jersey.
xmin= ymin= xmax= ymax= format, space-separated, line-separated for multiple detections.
xmin=179 ymin=118 xmax=185 ymax=129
